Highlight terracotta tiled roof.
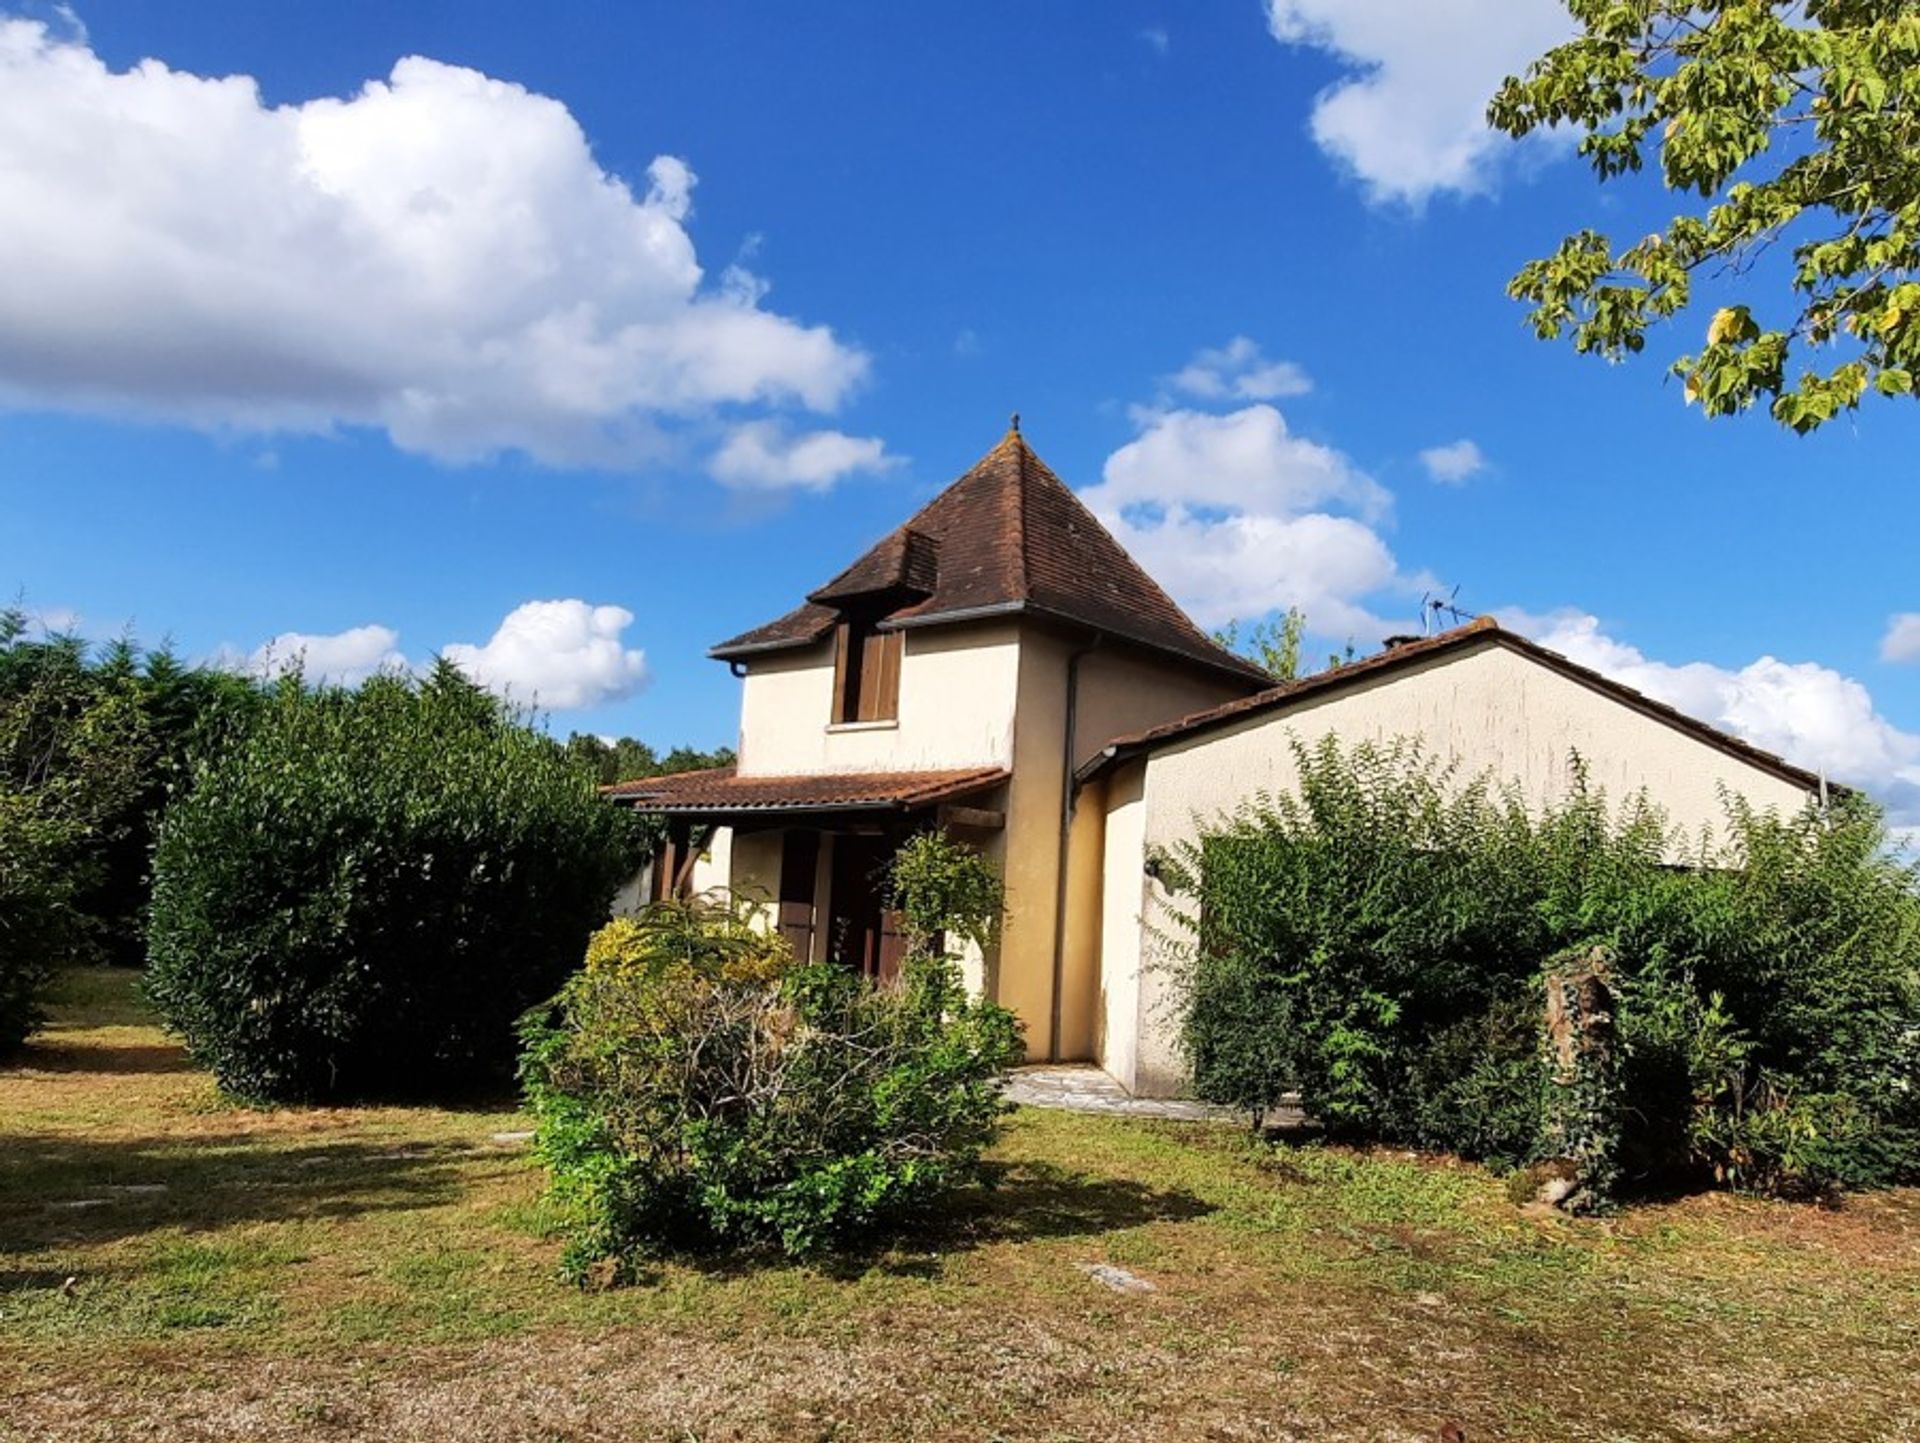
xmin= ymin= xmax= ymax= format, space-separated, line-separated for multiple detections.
xmin=1075 ymin=617 xmax=1830 ymax=795
xmin=711 ymin=426 xmax=1271 ymax=686
xmin=809 ymin=527 xmax=940 ymax=604
xmin=603 ymin=765 xmax=1009 ymax=815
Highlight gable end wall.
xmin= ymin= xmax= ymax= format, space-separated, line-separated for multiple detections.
xmin=1107 ymin=639 xmax=1819 ymax=1095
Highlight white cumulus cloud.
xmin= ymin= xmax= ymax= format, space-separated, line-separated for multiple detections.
xmin=1881 ymin=613 xmax=1920 ymax=664
xmin=1085 ymin=403 xmax=1407 ymax=635
xmin=241 ymin=624 xmax=409 ymax=687
xmin=1419 ymin=439 xmax=1487 ymax=484
xmin=1264 ymin=0 xmax=1573 ymax=205
xmin=1504 ymin=608 xmax=1920 ymax=822
xmin=708 ymin=420 xmax=900 ymax=492
xmin=441 ymin=599 xmax=650 ymax=709
xmin=1167 ymin=337 xmax=1312 ymax=402
xmin=0 ymin=21 xmax=872 ymax=471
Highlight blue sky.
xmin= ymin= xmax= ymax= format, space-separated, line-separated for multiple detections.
xmin=6 ymin=1 xmax=1920 ymax=815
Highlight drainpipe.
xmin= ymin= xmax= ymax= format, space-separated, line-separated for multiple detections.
xmin=1048 ymin=632 xmax=1101 ymax=1062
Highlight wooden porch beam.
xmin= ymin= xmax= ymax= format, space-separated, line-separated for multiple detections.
xmin=937 ymin=803 xmax=1005 ymax=831
xmin=672 ymin=823 xmax=717 ymax=898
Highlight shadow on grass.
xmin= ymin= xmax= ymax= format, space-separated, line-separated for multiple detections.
xmin=0 ymin=1132 xmax=491 ymax=1256
xmin=12 ymin=1040 xmax=194 ymax=1075
xmin=654 ymin=1161 xmax=1216 ymax=1285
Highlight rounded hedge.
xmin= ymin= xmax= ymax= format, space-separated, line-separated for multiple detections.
xmin=146 ymin=664 xmax=642 ymax=1101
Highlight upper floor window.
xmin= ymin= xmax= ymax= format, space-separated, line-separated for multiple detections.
xmin=832 ymin=614 xmax=902 ymax=724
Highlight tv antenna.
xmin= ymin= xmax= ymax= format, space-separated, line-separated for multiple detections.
xmin=1421 ymin=585 xmax=1470 ymax=635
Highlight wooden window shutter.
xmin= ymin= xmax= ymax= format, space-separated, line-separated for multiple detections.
xmin=874 ymin=629 xmax=902 ymax=720
xmin=776 ymin=830 xmax=820 ymax=962
xmin=852 ymin=626 xmax=902 ymax=722
xmin=830 ymin=621 xmax=852 ymax=724
xmin=832 ymin=616 xmax=900 ymax=723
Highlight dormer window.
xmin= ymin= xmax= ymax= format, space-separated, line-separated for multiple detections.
xmin=832 ymin=613 xmax=902 ymax=724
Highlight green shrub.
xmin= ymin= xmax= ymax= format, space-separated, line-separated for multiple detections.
xmin=145 ymin=662 xmax=640 ymax=1101
xmin=1399 ymin=990 xmax=1543 ymax=1167
xmin=0 ymin=614 xmax=265 ymax=973
xmin=1170 ymin=737 xmax=1920 ymax=1201
xmin=0 ymin=614 xmax=154 ymax=1051
xmin=523 ymin=863 xmax=1022 ymax=1275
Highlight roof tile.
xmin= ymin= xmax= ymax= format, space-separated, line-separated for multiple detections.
xmin=604 ymin=765 xmax=1008 ymax=815
xmin=712 ymin=426 xmax=1270 ymax=684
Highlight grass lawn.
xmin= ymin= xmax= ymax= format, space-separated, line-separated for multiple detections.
xmin=4 ymin=970 xmax=1920 ymax=1442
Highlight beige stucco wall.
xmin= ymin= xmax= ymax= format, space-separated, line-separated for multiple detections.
xmin=729 ymin=616 xmax=1257 ymax=1062
xmin=997 ymin=628 xmax=1070 ymax=1060
xmin=1095 ymin=761 xmax=1148 ymax=1089
xmin=735 ymin=623 xmax=1022 ymax=777
xmin=994 ymin=629 xmax=1258 ymax=1061
xmin=727 ymin=827 xmax=781 ymax=912
xmin=1103 ymin=638 xmax=1820 ymax=1095
xmin=1071 ymin=646 xmax=1252 ymax=772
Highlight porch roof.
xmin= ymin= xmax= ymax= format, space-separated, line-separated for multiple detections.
xmin=602 ymin=764 xmax=1008 ymax=816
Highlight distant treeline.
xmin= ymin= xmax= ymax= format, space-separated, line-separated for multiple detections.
xmin=0 ymin=608 xmax=727 ymax=977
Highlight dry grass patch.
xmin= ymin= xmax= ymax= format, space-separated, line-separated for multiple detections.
xmin=4 ymin=968 xmax=1920 ymax=1442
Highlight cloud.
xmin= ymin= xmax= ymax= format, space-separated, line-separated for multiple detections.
xmin=1167 ymin=337 xmax=1312 ymax=402
xmin=0 ymin=22 xmax=871 ymax=469
xmin=708 ymin=420 xmax=900 ymax=492
xmin=241 ymin=624 xmax=409 ymax=687
xmin=1881 ymin=614 xmax=1920 ymax=664
xmin=1138 ymin=26 xmax=1170 ymax=57
xmin=1504 ymin=608 xmax=1920 ymax=822
xmin=222 ymin=599 xmax=649 ymax=708
xmin=1085 ymin=403 xmax=1407 ymax=634
xmin=1419 ymin=439 xmax=1487 ymax=484
xmin=441 ymin=600 xmax=649 ymax=709
xmin=1264 ymin=0 xmax=1573 ymax=204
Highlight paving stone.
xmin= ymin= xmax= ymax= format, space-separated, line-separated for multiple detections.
xmin=1004 ymin=1064 xmax=1309 ymax=1128
xmin=1078 ymin=1262 xmax=1157 ymax=1294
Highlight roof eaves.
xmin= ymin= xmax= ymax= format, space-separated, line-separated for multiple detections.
xmin=708 ymin=624 xmax=835 ymax=661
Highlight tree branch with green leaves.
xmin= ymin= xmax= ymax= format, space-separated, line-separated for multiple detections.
xmin=1492 ymin=0 xmax=1920 ymax=432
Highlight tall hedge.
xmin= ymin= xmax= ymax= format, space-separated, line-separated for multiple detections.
xmin=146 ymin=662 xmax=641 ymax=1101
xmin=1169 ymin=737 xmax=1920 ymax=1200
xmin=0 ymin=614 xmax=154 ymax=1052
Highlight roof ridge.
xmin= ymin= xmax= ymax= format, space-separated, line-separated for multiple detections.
xmin=1076 ymin=618 xmax=1828 ymax=795
xmin=1012 ymin=429 xmax=1035 ymax=603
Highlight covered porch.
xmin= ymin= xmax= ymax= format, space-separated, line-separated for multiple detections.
xmin=607 ymin=765 xmax=1008 ymax=985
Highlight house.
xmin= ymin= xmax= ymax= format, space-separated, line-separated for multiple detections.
xmin=609 ymin=423 xmax=1826 ymax=1096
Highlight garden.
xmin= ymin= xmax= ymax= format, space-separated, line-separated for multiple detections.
xmin=5 ymin=621 xmax=1920 ymax=1440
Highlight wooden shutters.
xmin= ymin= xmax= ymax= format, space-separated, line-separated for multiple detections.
xmin=831 ymin=617 xmax=902 ymax=723
xmin=776 ymin=830 xmax=820 ymax=962
xmin=862 ymin=627 xmax=902 ymax=722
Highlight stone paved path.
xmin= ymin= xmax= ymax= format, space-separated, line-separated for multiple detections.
xmin=1005 ymin=1064 xmax=1305 ymax=1126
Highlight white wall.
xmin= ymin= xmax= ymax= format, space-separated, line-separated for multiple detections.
xmin=1104 ymin=638 xmax=1820 ymax=1095
xmin=1072 ymin=645 xmax=1251 ymax=772
xmin=736 ymin=623 xmax=1023 ymax=777
xmin=1096 ymin=761 xmax=1148 ymax=1090
xmin=610 ymin=826 xmax=734 ymax=916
